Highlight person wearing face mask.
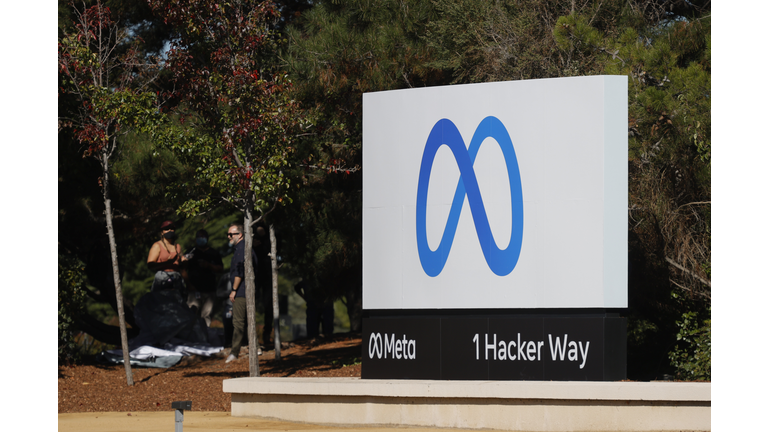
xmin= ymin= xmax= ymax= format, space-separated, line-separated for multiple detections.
xmin=147 ymin=220 xmax=188 ymax=292
xmin=183 ymin=229 xmax=224 ymax=327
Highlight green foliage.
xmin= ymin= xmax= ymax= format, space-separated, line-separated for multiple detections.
xmin=86 ymin=297 xmax=119 ymax=326
xmin=627 ymin=317 xmax=659 ymax=347
xmin=58 ymin=0 xmax=174 ymax=55
xmin=279 ymin=1 xmax=445 ymax=322
xmin=554 ymin=10 xmax=710 ymax=379
xmin=277 ymin=183 xmax=362 ymax=301
xmin=333 ymin=299 xmax=350 ymax=333
xmin=149 ymin=0 xmax=308 ymax=219
xmin=110 ymin=131 xmax=194 ymax=226
xmin=608 ymin=17 xmax=711 ymax=298
xmin=426 ymin=0 xmax=635 ymax=83
xmin=285 ymin=0 xmax=443 ymax=152
xmin=287 ymin=0 xmax=441 ymax=91
xmin=58 ymin=2 xmax=163 ymax=155
xmin=554 ymin=13 xmax=599 ymax=47
xmin=57 ymin=0 xmax=713 ymax=375
xmin=58 ymin=251 xmax=88 ymax=364
xmin=284 ymin=0 xmax=711 ymax=373
xmin=58 ymin=2 xmax=164 ymax=371
xmin=669 ymin=308 xmax=711 ymax=381
xmin=427 ymin=0 xmax=563 ymax=82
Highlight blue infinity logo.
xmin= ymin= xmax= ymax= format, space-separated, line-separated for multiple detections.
xmin=416 ymin=116 xmax=524 ymax=277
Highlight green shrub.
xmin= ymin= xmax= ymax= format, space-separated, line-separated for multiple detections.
xmin=669 ymin=308 xmax=711 ymax=381
xmin=58 ymin=251 xmax=88 ymax=364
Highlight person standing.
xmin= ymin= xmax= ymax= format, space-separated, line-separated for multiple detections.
xmin=225 ymin=223 xmax=259 ymax=363
xmin=294 ymin=280 xmax=334 ymax=339
xmin=184 ymin=229 xmax=224 ymax=327
xmin=147 ymin=220 xmax=187 ymax=292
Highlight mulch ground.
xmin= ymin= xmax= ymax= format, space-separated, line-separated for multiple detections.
xmin=58 ymin=334 xmax=363 ymax=413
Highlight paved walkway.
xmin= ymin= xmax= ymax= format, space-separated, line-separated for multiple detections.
xmin=58 ymin=412 xmax=486 ymax=432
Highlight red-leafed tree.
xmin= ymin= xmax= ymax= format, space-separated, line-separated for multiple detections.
xmin=148 ymin=0 xmax=308 ymax=376
xmin=59 ymin=0 xmax=162 ymax=385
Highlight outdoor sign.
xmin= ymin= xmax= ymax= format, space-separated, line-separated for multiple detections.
xmin=363 ymin=76 xmax=627 ymax=309
xmin=362 ymin=315 xmax=626 ymax=381
xmin=361 ymin=76 xmax=628 ymax=380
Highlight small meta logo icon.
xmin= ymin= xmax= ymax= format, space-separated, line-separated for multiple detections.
xmin=416 ymin=116 xmax=524 ymax=277
xmin=368 ymin=332 xmax=416 ymax=360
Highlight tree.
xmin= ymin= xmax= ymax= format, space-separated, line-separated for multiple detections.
xmin=553 ymin=8 xmax=710 ymax=379
xmin=59 ymin=0 xmax=162 ymax=385
xmin=58 ymin=248 xmax=88 ymax=364
xmin=284 ymin=0 xmax=711 ymax=379
xmin=280 ymin=0 xmax=447 ymax=330
xmin=422 ymin=0 xmax=711 ymax=379
xmin=424 ymin=0 xmax=570 ymax=83
xmin=148 ymin=0 xmax=307 ymax=375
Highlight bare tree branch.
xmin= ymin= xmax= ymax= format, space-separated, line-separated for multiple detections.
xmin=669 ymin=278 xmax=710 ymax=300
xmin=666 ymin=256 xmax=711 ymax=288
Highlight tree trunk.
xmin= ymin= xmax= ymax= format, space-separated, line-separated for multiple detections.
xmin=101 ymin=150 xmax=133 ymax=386
xmin=270 ymin=223 xmax=281 ymax=360
xmin=243 ymin=206 xmax=260 ymax=377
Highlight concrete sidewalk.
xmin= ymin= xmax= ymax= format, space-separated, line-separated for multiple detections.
xmin=58 ymin=412 xmax=489 ymax=432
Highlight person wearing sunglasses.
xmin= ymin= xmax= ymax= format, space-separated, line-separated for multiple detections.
xmin=226 ymin=223 xmax=260 ymax=363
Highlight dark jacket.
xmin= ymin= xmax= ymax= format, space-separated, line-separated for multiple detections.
xmin=185 ymin=246 xmax=223 ymax=293
xmin=229 ymin=240 xmax=258 ymax=299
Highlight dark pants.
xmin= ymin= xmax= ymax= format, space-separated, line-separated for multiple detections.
xmin=223 ymin=299 xmax=233 ymax=347
xmin=307 ymin=302 xmax=334 ymax=338
xmin=231 ymin=297 xmax=247 ymax=357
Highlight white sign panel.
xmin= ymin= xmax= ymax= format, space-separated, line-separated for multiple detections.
xmin=363 ymin=76 xmax=627 ymax=309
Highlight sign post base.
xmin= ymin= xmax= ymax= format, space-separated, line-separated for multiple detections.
xmin=362 ymin=311 xmax=626 ymax=381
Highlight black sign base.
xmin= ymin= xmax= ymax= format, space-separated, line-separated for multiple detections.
xmin=362 ymin=312 xmax=626 ymax=381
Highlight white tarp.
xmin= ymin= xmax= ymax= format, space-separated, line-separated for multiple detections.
xmin=107 ymin=343 xmax=222 ymax=360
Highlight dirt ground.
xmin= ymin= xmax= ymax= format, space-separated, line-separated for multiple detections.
xmin=58 ymin=334 xmax=497 ymax=431
xmin=58 ymin=334 xmax=363 ymax=413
